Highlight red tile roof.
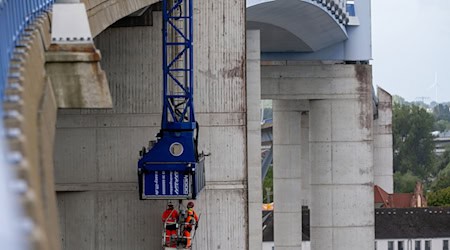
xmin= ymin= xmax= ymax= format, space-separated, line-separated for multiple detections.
xmin=390 ymin=193 xmax=414 ymax=208
xmin=374 ymin=185 xmax=425 ymax=208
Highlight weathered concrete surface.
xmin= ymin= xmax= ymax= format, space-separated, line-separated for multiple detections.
xmin=55 ymin=1 xmax=247 ymax=248
xmin=301 ymin=111 xmax=310 ymax=207
xmin=45 ymin=44 xmax=112 ymax=108
xmin=374 ymin=87 xmax=393 ymax=192
xmin=3 ymin=12 xmax=61 ymax=250
xmin=309 ymin=65 xmax=374 ymax=250
xmin=263 ymin=63 xmax=375 ymax=249
xmin=247 ymin=30 xmax=262 ymax=250
xmin=261 ymin=62 xmax=366 ymax=100
xmin=47 ymin=0 xmax=160 ymax=109
xmin=273 ymin=100 xmax=308 ymax=249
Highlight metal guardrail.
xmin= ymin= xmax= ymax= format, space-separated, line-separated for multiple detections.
xmin=0 ymin=0 xmax=54 ymax=95
xmin=0 ymin=1 xmax=54 ymax=249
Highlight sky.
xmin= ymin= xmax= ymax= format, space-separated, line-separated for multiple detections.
xmin=372 ymin=0 xmax=450 ymax=103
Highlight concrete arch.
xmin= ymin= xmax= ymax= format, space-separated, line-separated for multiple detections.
xmin=82 ymin=0 xmax=159 ymax=37
xmin=247 ymin=0 xmax=348 ymax=52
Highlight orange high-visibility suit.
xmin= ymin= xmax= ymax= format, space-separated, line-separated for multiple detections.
xmin=183 ymin=208 xmax=199 ymax=248
xmin=162 ymin=207 xmax=179 ymax=247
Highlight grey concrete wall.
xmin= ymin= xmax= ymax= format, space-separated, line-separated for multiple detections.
xmin=55 ymin=1 xmax=247 ymax=249
xmin=374 ymin=87 xmax=393 ymax=193
xmin=247 ymin=30 xmax=263 ymax=250
xmin=55 ymin=13 xmax=166 ymax=250
xmin=261 ymin=62 xmax=367 ymax=100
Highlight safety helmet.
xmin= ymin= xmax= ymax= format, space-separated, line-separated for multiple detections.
xmin=187 ymin=201 xmax=194 ymax=208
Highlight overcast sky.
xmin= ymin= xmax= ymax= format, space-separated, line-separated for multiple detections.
xmin=372 ymin=0 xmax=450 ymax=103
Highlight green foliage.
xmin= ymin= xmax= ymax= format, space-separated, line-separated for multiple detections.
xmin=394 ymin=171 xmax=420 ymax=193
xmin=430 ymin=164 xmax=450 ymax=192
xmin=392 ymin=95 xmax=407 ymax=105
xmin=263 ymin=165 xmax=273 ymax=202
xmin=435 ymin=148 xmax=450 ymax=174
xmin=428 ymin=186 xmax=450 ymax=207
xmin=393 ymin=104 xmax=436 ymax=179
xmin=433 ymin=104 xmax=450 ymax=121
xmin=433 ymin=119 xmax=450 ymax=132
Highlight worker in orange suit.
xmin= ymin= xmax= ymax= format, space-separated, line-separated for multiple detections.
xmin=183 ymin=201 xmax=199 ymax=248
xmin=162 ymin=202 xmax=179 ymax=247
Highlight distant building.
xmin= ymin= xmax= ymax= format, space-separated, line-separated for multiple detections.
xmin=375 ymin=208 xmax=450 ymax=250
xmin=263 ymin=208 xmax=450 ymax=250
xmin=374 ymin=183 xmax=427 ymax=208
xmin=434 ymin=131 xmax=450 ymax=155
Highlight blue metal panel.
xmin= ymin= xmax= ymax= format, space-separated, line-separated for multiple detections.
xmin=346 ymin=1 xmax=355 ymax=16
xmin=142 ymin=171 xmax=191 ymax=198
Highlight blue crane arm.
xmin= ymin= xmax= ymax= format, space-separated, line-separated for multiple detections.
xmin=137 ymin=0 xmax=205 ymax=200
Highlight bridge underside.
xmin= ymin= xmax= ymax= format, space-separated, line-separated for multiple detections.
xmin=247 ymin=0 xmax=348 ymax=52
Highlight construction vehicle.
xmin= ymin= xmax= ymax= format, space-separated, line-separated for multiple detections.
xmin=137 ymin=0 xmax=205 ymax=201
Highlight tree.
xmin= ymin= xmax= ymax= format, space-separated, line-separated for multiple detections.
xmin=394 ymin=171 xmax=420 ymax=193
xmin=430 ymin=163 xmax=450 ymax=192
xmin=433 ymin=104 xmax=450 ymax=121
xmin=433 ymin=119 xmax=450 ymax=132
xmin=428 ymin=186 xmax=450 ymax=207
xmin=392 ymin=95 xmax=407 ymax=105
xmin=393 ymin=104 xmax=436 ymax=179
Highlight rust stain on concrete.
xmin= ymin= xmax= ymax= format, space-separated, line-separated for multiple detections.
xmin=355 ymin=65 xmax=373 ymax=130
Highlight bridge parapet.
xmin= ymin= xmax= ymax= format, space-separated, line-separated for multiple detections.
xmin=0 ymin=2 xmax=62 ymax=249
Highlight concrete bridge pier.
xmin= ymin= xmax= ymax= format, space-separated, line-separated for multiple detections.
xmin=273 ymin=100 xmax=309 ymax=249
xmin=373 ymin=87 xmax=393 ymax=193
xmin=263 ymin=63 xmax=375 ymax=250
xmin=247 ymin=30 xmax=263 ymax=250
xmin=309 ymin=98 xmax=374 ymax=250
xmin=301 ymin=111 xmax=311 ymax=208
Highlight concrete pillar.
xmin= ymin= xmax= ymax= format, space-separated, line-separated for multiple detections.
xmin=247 ymin=30 xmax=262 ymax=250
xmin=301 ymin=112 xmax=311 ymax=207
xmin=374 ymin=87 xmax=393 ymax=193
xmin=273 ymin=100 xmax=309 ymax=250
xmin=309 ymin=83 xmax=374 ymax=249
